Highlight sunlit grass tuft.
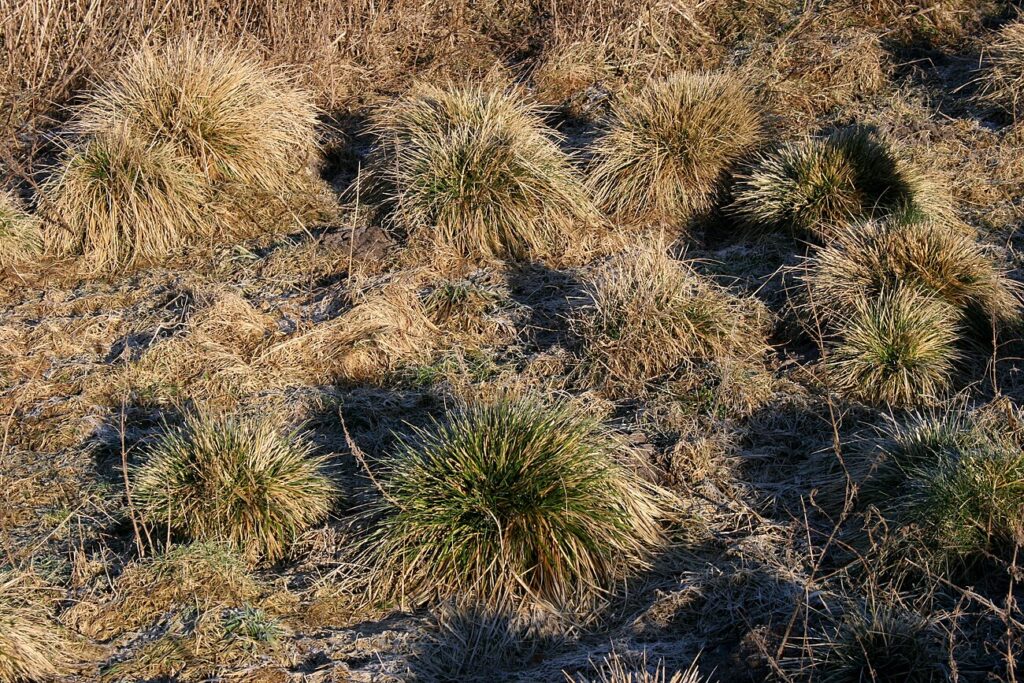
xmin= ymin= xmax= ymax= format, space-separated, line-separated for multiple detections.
xmin=0 ymin=572 xmax=75 ymax=683
xmin=0 ymin=190 xmax=41 ymax=268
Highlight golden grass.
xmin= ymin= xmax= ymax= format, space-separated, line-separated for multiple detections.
xmin=369 ymin=82 xmax=596 ymax=262
xmin=827 ymin=286 xmax=958 ymax=407
xmin=588 ymin=70 xmax=761 ymax=225
xmin=358 ymin=398 xmax=670 ymax=611
xmin=572 ymin=244 xmax=768 ymax=397
xmin=0 ymin=572 xmax=76 ymax=683
xmin=0 ymin=190 xmax=41 ymax=268
xmin=801 ymin=218 xmax=1022 ymax=327
xmin=978 ymin=19 xmax=1024 ymax=124
xmin=133 ymin=415 xmax=335 ymax=562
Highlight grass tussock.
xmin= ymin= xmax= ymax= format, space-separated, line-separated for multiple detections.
xmin=0 ymin=191 xmax=42 ymax=268
xmin=0 ymin=572 xmax=75 ymax=683
xmin=802 ymin=219 xmax=1022 ymax=326
xmin=568 ymin=651 xmax=704 ymax=683
xmin=42 ymin=130 xmax=210 ymax=271
xmin=67 ymin=543 xmax=263 ymax=639
xmin=827 ymin=287 xmax=958 ymax=407
xmin=361 ymin=399 xmax=669 ymax=611
xmin=133 ymin=415 xmax=335 ymax=562
xmin=370 ymin=82 xmax=595 ymax=262
xmin=588 ymin=70 xmax=761 ymax=225
xmin=978 ymin=19 xmax=1024 ymax=123
xmin=573 ymin=245 xmax=768 ymax=397
xmin=41 ymin=37 xmax=328 ymax=271
xmin=730 ymin=129 xmax=948 ymax=239
xmin=875 ymin=402 xmax=1024 ymax=573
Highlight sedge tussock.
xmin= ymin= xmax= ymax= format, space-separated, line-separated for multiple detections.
xmin=133 ymin=415 xmax=335 ymax=562
xmin=370 ymin=82 xmax=596 ymax=262
xmin=359 ymin=399 xmax=669 ymax=612
xmin=730 ymin=129 xmax=949 ymax=239
xmin=0 ymin=571 xmax=75 ymax=683
xmin=827 ymin=287 xmax=959 ymax=407
xmin=41 ymin=129 xmax=210 ymax=271
xmin=572 ymin=244 xmax=769 ymax=397
xmin=588 ymin=70 xmax=761 ymax=225
xmin=0 ymin=191 xmax=41 ymax=269
xmin=801 ymin=218 xmax=1022 ymax=326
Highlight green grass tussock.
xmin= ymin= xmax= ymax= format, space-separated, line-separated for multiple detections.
xmin=362 ymin=399 xmax=669 ymax=611
xmin=133 ymin=415 xmax=335 ymax=562
xmin=730 ymin=129 xmax=947 ymax=239
xmin=0 ymin=190 xmax=41 ymax=268
xmin=573 ymin=244 xmax=768 ymax=397
xmin=588 ymin=70 xmax=761 ymax=225
xmin=826 ymin=286 xmax=958 ymax=407
xmin=370 ymin=82 xmax=595 ymax=262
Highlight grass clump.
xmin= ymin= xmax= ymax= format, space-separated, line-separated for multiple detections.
xmin=802 ymin=219 xmax=1021 ymax=327
xmin=799 ymin=604 xmax=945 ymax=683
xmin=569 ymin=651 xmax=703 ymax=683
xmin=0 ymin=191 xmax=41 ymax=269
xmin=370 ymin=82 xmax=595 ymax=262
xmin=588 ymin=70 xmax=761 ymax=225
xmin=730 ymin=129 xmax=946 ymax=239
xmin=42 ymin=37 xmax=325 ymax=271
xmin=133 ymin=415 xmax=335 ymax=562
xmin=827 ymin=287 xmax=958 ymax=407
xmin=572 ymin=245 xmax=767 ymax=397
xmin=977 ymin=19 xmax=1024 ymax=122
xmin=362 ymin=399 xmax=668 ymax=611
xmin=0 ymin=572 xmax=75 ymax=683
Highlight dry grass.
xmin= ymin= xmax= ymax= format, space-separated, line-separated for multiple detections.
xmin=588 ymin=70 xmax=761 ymax=226
xmin=572 ymin=244 xmax=768 ymax=397
xmin=359 ymin=398 xmax=669 ymax=611
xmin=133 ymin=415 xmax=335 ymax=562
xmin=801 ymin=218 xmax=1022 ymax=326
xmin=0 ymin=571 xmax=75 ymax=683
xmin=978 ymin=19 xmax=1024 ymax=123
xmin=0 ymin=190 xmax=41 ymax=268
xmin=827 ymin=286 xmax=959 ymax=407
xmin=730 ymin=129 xmax=949 ymax=239
xmin=370 ymin=82 xmax=596 ymax=262
xmin=568 ymin=651 xmax=704 ymax=683
xmin=41 ymin=129 xmax=211 ymax=271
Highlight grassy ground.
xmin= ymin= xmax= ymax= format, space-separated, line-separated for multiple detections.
xmin=2 ymin=1 xmax=1024 ymax=681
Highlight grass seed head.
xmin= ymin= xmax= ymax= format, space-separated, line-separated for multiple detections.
xmin=370 ymin=82 xmax=595 ymax=262
xmin=364 ymin=398 xmax=668 ymax=611
xmin=827 ymin=286 xmax=959 ymax=407
xmin=133 ymin=415 xmax=335 ymax=562
xmin=588 ymin=70 xmax=761 ymax=225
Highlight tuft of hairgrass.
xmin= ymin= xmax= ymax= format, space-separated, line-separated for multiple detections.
xmin=74 ymin=36 xmax=319 ymax=196
xmin=0 ymin=572 xmax=75 ymax=683
xmin=797 ymin=603 xmax=945 ymax=683
xmin=0 ymin=190 xmax=41 ymax=269
xmin=588 ymin=70 xmax=761 ymax=225
xmin=977 ymin=19 xmax=1024 ymax=123
xmin=369 ymin=82 xmax=595 ymax=262
xmin=361 ymin=399 xmax=668 ymax=611
xmin=801 ymin=218 xmax=1022 ymax=327
xmin=572 ymin=244 xmax=768 ymax=397
xmin=568 ymin=651 xmax=704 ymax=683
xmin=133 ymin=415 xmax=335 ymax=563
xmin=730 ymin=129 xmax=947 ymax=240
xmin=827 ymin=287 xmax=959 ymax=407
xmin=41 ymin=129 xmax=210 ymax=271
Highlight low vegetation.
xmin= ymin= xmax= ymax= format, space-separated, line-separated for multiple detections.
xmin=0 ymin=191 xmax=41 ymax=268
xmin=978 ymin=19 xmax=1024 ymax=123
xmin=133 ymin=416 xmax=335 ymax=562
xmin=370 ymin=83 xmax=595 ymax=262
xmin=0 ymin=572 xmax=75 ymax=683
xmin=588 ymin=70 xmax=761 ymax=225
xmin=361 ymin=399 xmax=668 ymax=610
